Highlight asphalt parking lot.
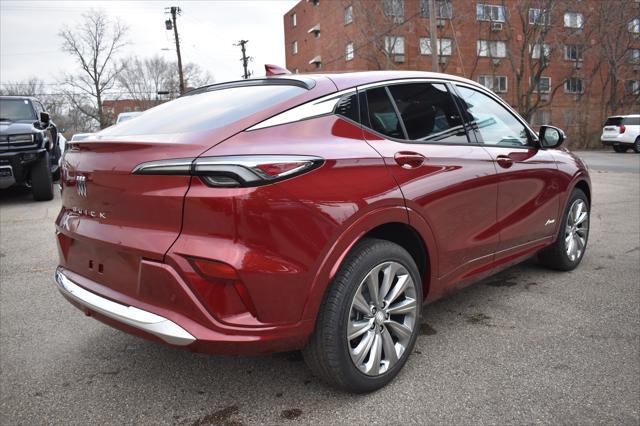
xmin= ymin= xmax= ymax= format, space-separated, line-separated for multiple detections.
xmin=1 ymin=151 xmax=638 ymax=425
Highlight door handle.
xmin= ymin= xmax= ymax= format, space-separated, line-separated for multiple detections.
xmin=394 ymin=151 xmax=425 ymax=169
xmin=495 ymin=155 xmax=514 ymax=169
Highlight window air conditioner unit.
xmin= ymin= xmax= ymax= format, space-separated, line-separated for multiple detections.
xmin=491 ymin=58 xmax=501 ymax=66
xmin=633 ymin=65 xmax=640 ymax=72
xmin=574 ymin=60 xmax=583 ymax=69
xmin=438 ymin=56 xmax=447 ymax=64
xmin=394 ymin=54 xmax=405 ymax=63
xmin=437 ymin=19 xmax=446 ymax=28
xmin=491 ymin=22 xmax=503 ymax=32
xmin=540 ymin=94 xmax=550 ymax=102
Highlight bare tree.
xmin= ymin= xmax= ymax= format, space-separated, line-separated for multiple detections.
xmin=59 ymin=10 xmax=127 ymax=129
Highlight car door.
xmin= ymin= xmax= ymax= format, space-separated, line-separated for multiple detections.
xmin=453 ymin=84 xmax=560 ymax=256
xmin=360 ymin=81 xmax=500 ymax=290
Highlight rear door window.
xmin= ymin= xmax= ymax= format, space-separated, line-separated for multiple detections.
xmin=100 ymin=84 xmax=307 ymax=136
xmin=363 ymin=87 xmax=404 ymax=139
xmin=386 ymin=83 xmax=468 ymax=143
xmin=622 ymin=116 xmax=640 ymax=126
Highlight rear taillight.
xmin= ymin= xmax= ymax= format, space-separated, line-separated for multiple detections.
xmin=619 ymin=124 xmax=626 ymax=133
xmin=132 ymin=155 xmax=323 ymax=188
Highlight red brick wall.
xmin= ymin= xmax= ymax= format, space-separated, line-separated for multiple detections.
xmin=284 ymin=0 xmax=640 ymax=148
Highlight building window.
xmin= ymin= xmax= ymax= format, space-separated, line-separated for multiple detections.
xmin=383 ymin=0 xmax=404 ymax=23
xmin=310 ymin=0 xmax=319 ymax=5
xmin=564 ymin=44 xmax=584 ymax=61
xmin=477 ymin=4 xmax=505 ymax=22
xmin=533 ymin=76 xmax=551 ymax=93
xmin=345 ymin=5 xmax=353 ymax=25
xmin=629 ymin=18 xmax=640 ymax=34
xmin=477 ymin=40 xmax=506 ymax=58
xmin=292 ymin=40 xmax=298 ymax=55
xmin=626 ymin=80 xmax=640 ymax=95
xmin=291 ymin=13 xmax=297 ymax=28
xmin=530 ymin=43 xmax=551 ymax=59
xmin=565 ymin=77 xmax=584 ymax=94
xmin=528 ymin=8 xmax=550 ymax=26
xmin=420 ymin=0 xmax=453 ymax=19
xmin=293 ymin=68 xmax=299 ymax=74
xmin=384 ymin=36 xmax=405 ymax=55
xmin=630 ymin=48 xmax=640 ymax=64
xmin=530 ymin=110 xmax=551 ymax=127
xmin=563 ymin=12 xmax=583 ymax=29
xmin=478 ymin=75 xmax=507 ymax=93
xmin=345 ymin=42 xmax=354 ymax=61
xmin=419 ymin=38 xmax=452 ymax=56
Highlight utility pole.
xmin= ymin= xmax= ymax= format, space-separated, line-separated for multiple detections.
xmin=165 ymin=6 xmax=185 ymax=94
xmin=428 ymin=0 xmax=439 ymax=72
xmin=235 ymin=40 xmax=252 ymax=79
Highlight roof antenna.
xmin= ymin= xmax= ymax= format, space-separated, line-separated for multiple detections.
xmin=265 ymin=64 xmax=291 ymax=76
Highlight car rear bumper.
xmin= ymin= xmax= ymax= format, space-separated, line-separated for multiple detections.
xmin=600 ymin=137 xmax=633 ymax=145
xmin=53 ymin=266 xmax=312 ymax=355
xmin=55 ymin=269 xmax=196 ymax=346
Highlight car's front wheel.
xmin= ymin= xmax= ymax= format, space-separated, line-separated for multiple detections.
xmin=613 ymin=145 xmax=628 ymax=153
xmin=303 ymin=238 xmax=422 ymax=393
xmin=538 ymin=188 xmax=589 ymax=271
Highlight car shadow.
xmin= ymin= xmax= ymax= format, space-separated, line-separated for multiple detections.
xmin=0 ymin=185 xmax=59 ymax=207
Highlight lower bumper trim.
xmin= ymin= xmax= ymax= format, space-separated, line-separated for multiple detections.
xmin=54 ymin=269 xmax=196 ymax=346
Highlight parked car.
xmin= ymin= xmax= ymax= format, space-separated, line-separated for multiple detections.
xmin=54 ymin=71 xmax=591 ymax=393
xmin=116 ymin=111 xmax=142 ymax=124
xmin=0 ymin=96 xmax=61 ymax=200
xmin=600 ymin=114 xmax=640 ymax=153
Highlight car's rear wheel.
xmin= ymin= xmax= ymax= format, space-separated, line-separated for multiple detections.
xmin=303 ymin=238 xmax=422 ymax=393
xmin=538 ymin=188 xmax=589 ymax=271
xmin=613 ymin=145 xmax=627 ymax=153
xmin=634 ymin=137 xmax=640 ymax=153
xmin=31 ymin=152 xmax=54 ymax=201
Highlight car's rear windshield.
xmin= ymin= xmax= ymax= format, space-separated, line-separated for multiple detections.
xmin=0 ymin=99 xmax=36 ymax=121
xmin=100 ymin=84 xmax=307 ymax=136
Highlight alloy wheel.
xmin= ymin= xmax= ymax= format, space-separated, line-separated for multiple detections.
xmin=565 ymin=199 xmax=589 ymax=262
xmin=347 ymin=261 xmax=418 ymax=376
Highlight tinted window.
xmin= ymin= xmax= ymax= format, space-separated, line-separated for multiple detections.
xmin=364 ymin=87 xmax=404 ymax=139
xmin=34 ymin=101 xmax=44 ymax=114
xmin=622 ymin=116 xmax=640 ymax=126
xmin=455 ymin=86 xmax=530 ymax=147
xmin=334 ymin=93 xmax=359 ymax=122
xmin=604 ymin=117 xmax=623 ymax=126
xmin=100 ymin=84 xmax=306 ymax=136
xmin=387 ymin=83 xmax=467 ymax=143
xmin=0 ymin=99 xmax=36 ymax=121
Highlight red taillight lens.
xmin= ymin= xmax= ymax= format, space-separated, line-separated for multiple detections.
xmin=191 ymin=258 xmax=239 ymax=280
xmin=619 ymin=124 xmax=626 ymax=133
xmin=255 ymin=161 xmax=309 ymax=177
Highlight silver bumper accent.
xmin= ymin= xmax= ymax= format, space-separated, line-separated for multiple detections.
xmin=54 ymin=270 xmax=196 ymax=346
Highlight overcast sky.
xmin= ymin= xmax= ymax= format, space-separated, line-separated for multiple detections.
xmin=0 ymin=0 xmax=298 ymax=94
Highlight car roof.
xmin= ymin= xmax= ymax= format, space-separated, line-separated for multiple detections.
xmin=0 ymin=95 xmax=39 ymax=101
xmin=190 ymin=70 xmax=486 ymax=96
xmin=291 ymin=70 xmax=483 ymax=91
xmin=607 ymin=115 xmax=640 ymax=118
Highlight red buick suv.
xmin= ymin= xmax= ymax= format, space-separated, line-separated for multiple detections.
xmin=55 ymin=71 xmax=590 ymax=393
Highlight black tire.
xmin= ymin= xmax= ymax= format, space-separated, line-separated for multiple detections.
xmin=634 ymin=137 xmax=640 ymax=153
xmin=31 ymin=152 xmax=54 ymax=201
xmin=613 ymin=145 xmax=627 ymax=153
xmin=538 ymin=188 xmax=589 ymax=271
xmin=303 ymin=238 xmax=423 ymax=393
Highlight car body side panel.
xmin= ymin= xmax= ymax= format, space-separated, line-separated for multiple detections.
xmin=168 ymin=115 xmax=407 ymax=326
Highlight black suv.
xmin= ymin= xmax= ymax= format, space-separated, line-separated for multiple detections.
xmin=0 ymin=96 xmax=61 ymax=200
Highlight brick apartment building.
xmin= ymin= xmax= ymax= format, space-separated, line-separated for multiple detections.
xmin=284 ymin=0 xmax=640 ymax=147
xmin=102 ymin=99 xmax=165 ymax=124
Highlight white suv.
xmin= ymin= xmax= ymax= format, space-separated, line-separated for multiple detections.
xmin=601 ymin=115 xmax=640 ymax=153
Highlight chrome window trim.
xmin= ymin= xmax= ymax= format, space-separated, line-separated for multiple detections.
xmin=247 ymin=89 xmax=356 ymax=131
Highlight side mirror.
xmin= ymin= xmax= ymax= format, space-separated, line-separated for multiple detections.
xmin=538 ymin=125 xmax=565 ymax=148
xmin=39 ymin=111 xmax=50 ymax=126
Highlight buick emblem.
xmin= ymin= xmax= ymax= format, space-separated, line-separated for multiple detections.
xmin=76 ymin=175 xmax=87 ymax=198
